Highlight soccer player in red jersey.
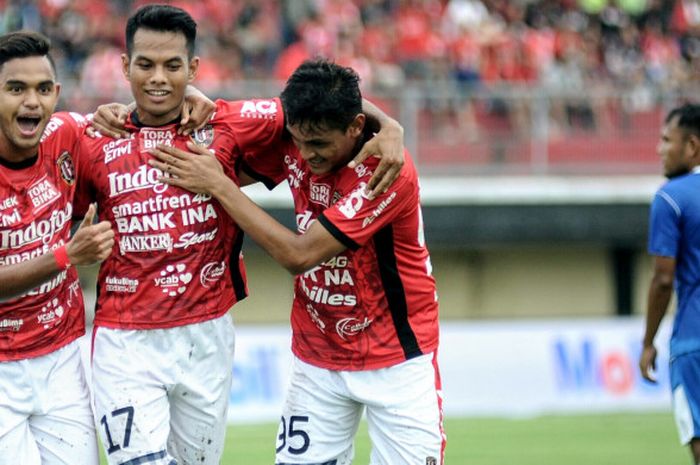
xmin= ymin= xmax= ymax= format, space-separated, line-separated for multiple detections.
xmin=77 ymin=5 xmax=405 ymax=465
xmin=0 ymin=31 xmax=115 ymax=465
xmin=150 ymin=59 xmax=444 ymax=465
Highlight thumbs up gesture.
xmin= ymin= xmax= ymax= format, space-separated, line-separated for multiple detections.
xmin=66 ymin=204 xmax=115 ymax=266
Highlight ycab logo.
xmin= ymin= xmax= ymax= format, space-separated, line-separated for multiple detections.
xmin=154 ymin=263 xmax=193 ymax=297
xmin=240 ymin=100 xmax=277 ymax=118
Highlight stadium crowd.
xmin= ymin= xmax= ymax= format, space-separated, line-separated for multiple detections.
xmin=1 ymin=0 xmax=698 ymax=137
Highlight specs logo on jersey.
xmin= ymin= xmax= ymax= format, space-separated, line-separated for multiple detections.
xmin=240 ymin=99 xmax=278 ymax=119
xmin=190 ymin=124 xmax=214 ymax=147
xmin=28 ymin=176 xmax=61 ymax=211
xmin=338 ymin=182 xmax=370 ymax=219
xmin=57 ymin=151 xmax=75 ymax=186
xmin=336 ymin=316 xmax=373 ymax=341
xmin=139 ymin=128 xmax=175 ymax=152
xmin=200 ymin=260 xmax=226 ymax=288
xmin=154 ymin=263 xmax=192 ymax=297
xmin=361 ymin=191 xmax=397 ymax=229
xmin=310 ymin=181 xmax=331 ymax=207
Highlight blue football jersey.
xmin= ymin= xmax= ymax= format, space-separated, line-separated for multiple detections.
xmin=649 ymin=170 xmax=700 ymax=357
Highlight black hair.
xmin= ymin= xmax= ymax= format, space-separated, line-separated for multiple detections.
xmin=0 ymin=31 xmax=55 ymax=75
xmin=666 ymin=103 xmax=700 ymax=139
xmin=280 ymin=59 xmax=362 ymax=134
xmin=125 ymin=4 xmax=197 ymax=59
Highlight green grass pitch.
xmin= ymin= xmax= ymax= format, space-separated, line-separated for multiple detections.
xmin=100 ymin=412 xmax=689 ymax=464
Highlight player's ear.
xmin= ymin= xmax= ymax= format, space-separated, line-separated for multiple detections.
xmin=347 ymin=113 xmax=365 ymax=138
xmin=187 ymin=56 xmax=199 ymax=83
xmin=121 ymin=54 xmax=130 ymax=80
xmin=53 ymin=82 xmax=61 ymax=100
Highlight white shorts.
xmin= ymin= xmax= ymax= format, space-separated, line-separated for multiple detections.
xmin=275 ymin=353 xmax=445 ymax=465
xmin=0 ymin=339 xmax=98 ymax=465
xmin=92 ymin=313 xmax=235 ymax=465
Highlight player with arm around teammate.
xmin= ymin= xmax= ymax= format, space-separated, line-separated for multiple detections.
xmin=0 ymin=31 xmax=114 ymax=465
xmin=151 ymin=59 xmax=445 ymax=465
xmin=640 ymin=103 xmax=700 ymax=465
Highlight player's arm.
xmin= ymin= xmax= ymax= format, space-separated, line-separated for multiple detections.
xmin=639 ymin=255 xmax=675 ymax=383
xmin=354 ymin=98 xmax=404 ymax=198
xmin=88 ymin=85 xmax=216 ymax=138
xmin=0 ymin=205 xmax=115 ymax=300
xmin=150 ymin=143 xmax=344 ymax=274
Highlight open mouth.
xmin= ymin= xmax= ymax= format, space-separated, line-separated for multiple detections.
xmin=146 ymin=89 xmax=170 ymax=98
xmin=16 ymin=116 xmax=41 ymax=136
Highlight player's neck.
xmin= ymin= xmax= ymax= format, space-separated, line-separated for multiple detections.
xmin=133 ymin=105 xmax=183 ymax=128
xmin=0 ymin=138 xmax=38 ymax=164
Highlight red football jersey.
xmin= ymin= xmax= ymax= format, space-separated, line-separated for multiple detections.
xmin=244 ymin=141 xmax=440 ymax=371
xmin=0 ymin=112 xmax=88 ymax=361
xmin=76 ymin=99 xmax=284 ymax=329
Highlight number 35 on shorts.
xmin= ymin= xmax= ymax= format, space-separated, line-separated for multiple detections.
xmin=276 ymin=415 xmax=310 ymax=455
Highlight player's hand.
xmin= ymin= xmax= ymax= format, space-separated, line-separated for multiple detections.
xmin=66 ymin=204 xmax=115 ymax=266
xmin=179 ymin=86 xmax=216 ymax=135
xmin=89 ymin=103 xmax=131 ymax=139
xmin=149 ymin=142 xmax=227 ymax=195
xmin=639 ymin=344 xmax=658 ymax=383
xmin=348 ymin=123 xmax=404 ymax=199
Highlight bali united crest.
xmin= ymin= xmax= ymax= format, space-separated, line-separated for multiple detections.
xmin=190 ymin=124 xmax=214 ymax=148
xmin=57 ymin=151 xmax=75 ymax=185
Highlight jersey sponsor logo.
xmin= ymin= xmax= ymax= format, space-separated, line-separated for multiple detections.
xmin=0 ymin=207 xmax=20 ymax=227
xmin=336 ymin=316 xmax=373 ymax=340
xmin=240 ymin=100 xmax=278 ymax=118
xmin=173 ymin=228 xmax=218 ymax=249
xmin=69 ymin=112 xmax=86 ymax=124
xmin=284 ymin=155 xmax=305 ymax=188
xmin=0 ymin=318 xmax=23 ymax=332
xmin=28 ymin=177 xmax=61 ymax=211
xmin=299 ymin=278 xmax=357 ymax=306
xmin=305 ymin=304 xmax=326 ymax=334
xmin=138 ymin=128 xmax=175 ymax=151
xmin=353 ymin=163 xmax=370 ymax=178
xmin=26 ymin=270 xmax=68 ymax=297
xmin=110 ymin=193 xmax=211 ymax=219
xmin=66 ymin=279 xmax=80 ymax=306
xmin=108 ymin=165 xmax=170 ymax=197
xmin=57 ymin=151 xmax=75 ymax=185
xmin=119 ymin=233 xmax=173 ymax=254
xmin=296 ymin=210 xmax=315 ymax=233
xmin=200 ymin=261 xmax=226 ymax=288
xmin=155 ymin=263 xmax=192 ymax=297
xmin=37 ymin=297 xmax=65 ymax=329
xmin=103 ymin=138 xmax=134 ymax=164
xmin=115 ymin=212 xmax=176 ymax=233
xmin=310 ymin=181 xmax=331 ymax=207
xmin=0 ymin=196 xmax=17 ymax=210
xmin=190 ymin=124 xmax=214 ymax=147
xmin=105 ymin=276 xmax=139 ymax=293
xmin=338 ymin=182 xmax=370 ymax=219
xmin=361 ymin=191 xmax=397 ymax=228
xmin=0 ymin=203 xmax=71 ymax=250
xmin=39 ymin=116 xmax=64 ymax=143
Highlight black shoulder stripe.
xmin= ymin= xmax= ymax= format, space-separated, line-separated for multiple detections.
xmin=318 ymin=214 xmax=360 ymax=251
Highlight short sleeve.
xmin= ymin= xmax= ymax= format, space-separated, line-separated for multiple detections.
xmin=648 ymin=189 xmax=681 ymax=258
xmin=319 ymin=163 xmax=416 ymax=250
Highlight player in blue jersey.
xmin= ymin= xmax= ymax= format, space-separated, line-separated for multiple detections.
xmin=640 ymin=103 xmax=700 ymax=463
